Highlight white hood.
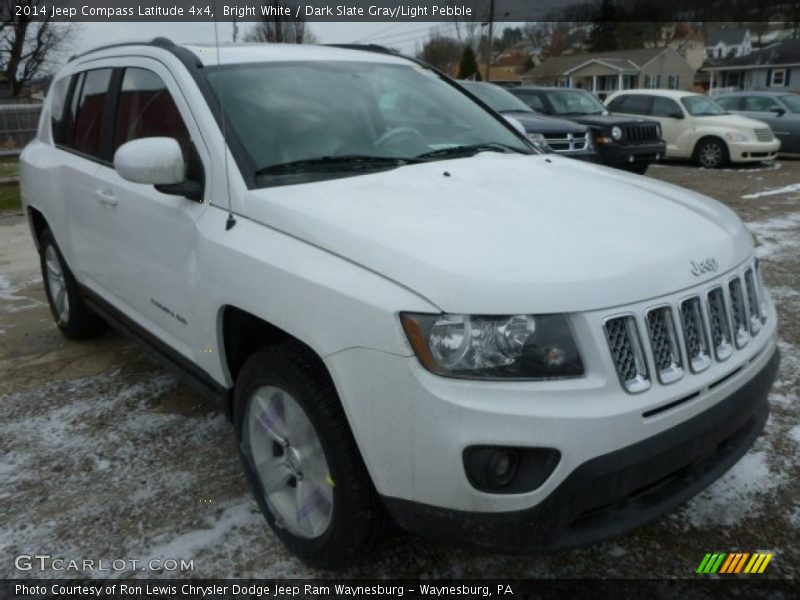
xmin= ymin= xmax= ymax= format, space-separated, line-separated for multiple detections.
xmin=243 ymin=154 xmax=752 ymax=314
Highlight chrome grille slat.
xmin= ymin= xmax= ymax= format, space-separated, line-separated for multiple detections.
xmin=679 ymin=297 xmax=711 ymax=373
xmin=707 ymin=287 xmax=733 ymax=361
xmin=744 ymin=268 xmax=762 ymax=334
xmin=754 ymin=128 xmax=773 ymax=142
xmin=544 ymin=132 xmax=589 ymax=152
xmin=645 ymin=307 xmax=683 ymax=384
xmin=728 ymin=277 xmax=750 ymax=348
xmin=605 ymin=316 xmax=650 ymax=393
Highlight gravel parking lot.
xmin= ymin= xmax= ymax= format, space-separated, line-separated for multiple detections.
xmin=1 ymin=160 xmax=798 ymax=580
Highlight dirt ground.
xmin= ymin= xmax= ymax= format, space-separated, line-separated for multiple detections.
xmin=0 ymin=159 xmax=798 ymax=580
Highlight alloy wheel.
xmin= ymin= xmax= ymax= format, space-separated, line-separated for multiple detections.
xmin=243 ymin=385 xmax=334 ymax=539
xmin=45 ymin=245 xmax=70 ymax=326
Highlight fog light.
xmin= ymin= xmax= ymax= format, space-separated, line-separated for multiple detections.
xmin=464 ymin=446 xmax=560 ymax=494
xmin=487 ymin=449 xmax=518 ymax=486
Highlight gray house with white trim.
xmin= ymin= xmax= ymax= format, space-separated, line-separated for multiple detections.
xmin=704 ymin=39 xmax=800 ymax=93
xmin=522 ymin=48 xmax=696 ymax=95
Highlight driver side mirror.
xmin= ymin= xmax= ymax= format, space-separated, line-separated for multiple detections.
xmin=667 ymin=111 xmax=684 ymax=119
xmin=114 ymin=137 xmax=202 ymax=201
xmin=771 ymin=106 xmax=786 ymax=116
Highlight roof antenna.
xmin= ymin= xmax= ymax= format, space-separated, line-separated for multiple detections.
xmin=213 ymin=0 xmax=236 ymax=231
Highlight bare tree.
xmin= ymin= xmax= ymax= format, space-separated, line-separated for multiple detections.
xmin=1 ymin=0 xmax=75 ymax=97
xmin=245 ymin=1 xmax=317 ymax=44
xmin=416 ymin=31 xmax=462 ymax=73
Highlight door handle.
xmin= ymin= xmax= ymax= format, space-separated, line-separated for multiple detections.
xmin=94 ymin=189 xmax=118 ymax=206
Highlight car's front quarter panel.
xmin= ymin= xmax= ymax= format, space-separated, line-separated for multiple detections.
xmin=192 ymin=206 xmax=439 ymax=387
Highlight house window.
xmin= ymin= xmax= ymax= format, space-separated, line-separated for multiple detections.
xmin=667 ymin=74 xmax=681 ymax=89
xmin=645 ymin=74 xmax=661 ymax=89
xmin=771 ymin=69 xmax=786 ymax=87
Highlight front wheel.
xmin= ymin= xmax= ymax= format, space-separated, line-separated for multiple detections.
xmin=695 ymin=138 xmax=728 ymax=169
xmin=235 ymin=343 xmax=387 ymax=569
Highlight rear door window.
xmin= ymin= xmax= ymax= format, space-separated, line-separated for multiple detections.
xmin=69 ymin=68 xmax=113 ymax=158
xmin=610 ymin=94 xmax=652 ymax=115
xmin=652 ymin=97 xmax=682 ymax=118
xmin=49 ymin=76 xmax=72 ymax=145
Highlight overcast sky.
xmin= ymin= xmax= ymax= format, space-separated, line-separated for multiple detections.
xmin=61 ymin=21 xmax=451 ymax=65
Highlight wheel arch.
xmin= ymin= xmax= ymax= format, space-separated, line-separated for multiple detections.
xmin=692 ymin=134 xmax=729 ymax=166
xmin=219 ymin=305 xmax=337 ymax=420
xmin=27 ymin=206 xmax=49 ymax=252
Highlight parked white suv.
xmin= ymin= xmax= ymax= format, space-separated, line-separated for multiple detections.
xmin=21 ymin=40 xmax=780 ymax=568
xmin=606 ymin=89 xmax=781 ymax=168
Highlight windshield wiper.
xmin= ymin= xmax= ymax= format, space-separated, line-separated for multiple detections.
xmin=255 ymin=155 xmax=421 ymax=177
xmin=417 ymin=142 xmax=528 ymax=159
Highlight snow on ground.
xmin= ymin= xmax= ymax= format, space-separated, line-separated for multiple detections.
xmin=742 ymin=182 xmax=800 ymax=199
xmin=746 ymin=211 xmax=800 ymax=259
xmin=677 ymin=451 xmax=786 ymax=528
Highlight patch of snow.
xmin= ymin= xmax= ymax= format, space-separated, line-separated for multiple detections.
xmin=678 ymin=451 xmax=786 ymax=528
xmin=788 ymin=425 xmax=800 ymax=446
xmin=746 ymin=212 xmax=800 ymax=259
xmin=742 ymin=183 xmax=800 ymax=199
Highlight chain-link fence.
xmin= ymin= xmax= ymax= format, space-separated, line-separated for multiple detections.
xmin=0 ymin=103 xmax=42 ymax=154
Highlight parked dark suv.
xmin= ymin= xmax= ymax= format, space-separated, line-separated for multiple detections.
xmin=460 ymin=81 xmax=597 ymax=160
xmin=509 ymin=86 xmax=666 ymax=174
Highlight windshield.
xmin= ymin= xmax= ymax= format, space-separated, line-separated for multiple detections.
xmin=544 ymin=90 xmax=606 ymax=116
xmin=462 ymin=82 xmax=533 ymax=113
xmin=681 ymin=95 xmax=727 ymax=116
xmin=780 ymin=95 xmax=800 ymax=112
xmin=205 ymin=61 xmax=531 ymax=186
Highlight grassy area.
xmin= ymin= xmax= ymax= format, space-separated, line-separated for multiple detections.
xmin=0 ymin=184 xmax=21 ymax=212
xmin=0 ymin=159 xmax=19 ymax=179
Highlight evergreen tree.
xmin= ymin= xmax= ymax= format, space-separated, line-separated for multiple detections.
xmin=588 ymin=0 xmax=618 ymax=52
xmin=458 ymin=46 xmax=481 ymax=80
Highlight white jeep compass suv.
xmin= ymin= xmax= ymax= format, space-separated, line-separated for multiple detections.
xmin=20 ymin=40 xmax=780 ymax=569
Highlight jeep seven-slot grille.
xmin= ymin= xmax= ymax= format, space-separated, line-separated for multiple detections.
xmin=605 ymin=263 xmax=767 ymax=393
xmin=754 ymin=128 xmax=773 ymax=142
xmin=622 ymin=123 xmax=659 ymax=144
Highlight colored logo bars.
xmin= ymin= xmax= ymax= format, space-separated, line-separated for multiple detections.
xmin=696 ymin=552 xmax=774 ymax=574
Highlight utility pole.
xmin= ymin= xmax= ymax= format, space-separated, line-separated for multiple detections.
xmin=485 ymin=0 xmax=495 ymax=81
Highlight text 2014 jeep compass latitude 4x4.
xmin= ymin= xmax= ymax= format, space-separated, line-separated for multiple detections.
xmin=21 ymin=40 xmax=779 ymax=569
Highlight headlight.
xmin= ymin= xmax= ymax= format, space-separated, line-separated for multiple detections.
xmin=401 ymin=313 xmax=584 ymax=379
xmin=724 ymin=131 xmax=748 ymax=142
xmin=526 ymin=132 xmax=552 ymax=152
xmin=611 ymin=126 xmax=623 ymax=140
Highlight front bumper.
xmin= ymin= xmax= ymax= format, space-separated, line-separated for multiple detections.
xmin=595 ymin=140 xmax=667 ymax=167
xmin=383 ymin=347 xmax=778 ymax=551
xmin=728 ymin=139 xmax=781 ymax=163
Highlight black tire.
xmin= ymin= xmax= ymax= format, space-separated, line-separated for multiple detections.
xmin=234 ymin=342 xmax=388 ymax=569
xmin=695 ymin=137 xmax=729 ymax=169
xmin=39 ymin=229 xmax=105 ymax=339
xmin=625 ymin=162 xmax=650 ymax=175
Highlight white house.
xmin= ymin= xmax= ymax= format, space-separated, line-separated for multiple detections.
xmin=706 ymin=28 xmax=753 ymax=60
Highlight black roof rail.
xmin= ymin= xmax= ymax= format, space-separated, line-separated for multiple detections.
xmin=326 ymin=43 xmax=397 ymax=55
xmin=68 ymin=37 xmax=177 ymax=62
